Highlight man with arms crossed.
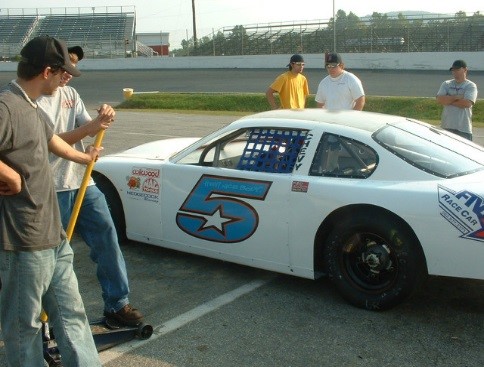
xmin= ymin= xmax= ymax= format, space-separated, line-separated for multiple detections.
xmin=436 ymin=59 xmax=478 ymax=141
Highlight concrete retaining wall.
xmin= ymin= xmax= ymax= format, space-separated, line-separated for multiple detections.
xmin=1 ymin=52 xmax=482 ymax=71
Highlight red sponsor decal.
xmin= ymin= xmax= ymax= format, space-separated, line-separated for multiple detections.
xmin=142 ymin=178 xmax=160 ymax=194
xmin=127 ymin=176 xmax=140 ymax=189
xmin=291 ymin=181 xmax=309 ymax=193
xmin=131 ymin=167 xmax=160 ymax=178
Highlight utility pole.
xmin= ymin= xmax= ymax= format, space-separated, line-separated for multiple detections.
xmin=333 ymin=0 xmax=336 ymax=52
xmin=192 ymin=0 xmax=198 ymax=48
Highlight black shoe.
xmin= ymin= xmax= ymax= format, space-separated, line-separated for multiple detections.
xmin=104 ymin=304 xmax=144 ymax=327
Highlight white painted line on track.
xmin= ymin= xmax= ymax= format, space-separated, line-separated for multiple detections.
xmin=99 ymin=278 xmax=271 ymax=364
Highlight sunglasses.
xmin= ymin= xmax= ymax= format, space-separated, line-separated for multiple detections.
xmin=326 ymin=63 xmax=340 ymax=69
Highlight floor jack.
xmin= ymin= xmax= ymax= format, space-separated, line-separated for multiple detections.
xmin=43 ymin=317 xmax=154 ymax=366
xmin=42 ymin=131 xmax=153 ymax=365
xmin=90 ymin=318 xmax=153 ymax=352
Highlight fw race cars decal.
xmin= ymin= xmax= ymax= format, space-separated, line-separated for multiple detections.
xmin=438 ymin=185 xmax=484 ymax=242
xmin=176 ymin=174 xmax=272 ymax=243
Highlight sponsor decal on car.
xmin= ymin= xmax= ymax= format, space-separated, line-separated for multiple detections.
xmin=126 ymin=167 xmax=161 ymax=203
xmin=291 ymin=181 xmax=309 ymax=193
xmin=142 ymin=178 xmax=159 ymax=194
xmin=131 ymin=167 xmax=160 ymax=178
xmin=438 ymin=185 xmax=484 ymax=241
xmin=127 ymin=176 xmax=140 ymax=189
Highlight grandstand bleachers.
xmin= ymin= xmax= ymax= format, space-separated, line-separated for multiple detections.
xmin=35 ymin=14 xmax=131 ymax=43
xmin=189 ymin=13 xmax=483 ymax=56
xmin=0 ymin=7 xmax=137 ymax=60
xmin=0 ymin=16 xmax=37 ymax=59
xmin=1 ymin=8 xmax=482 ymax=59
xmin=33 ymin=13 xmax=135 ymax=58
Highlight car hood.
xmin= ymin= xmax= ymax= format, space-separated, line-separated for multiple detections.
xmin=106 ymin=137 xmax=200 ymax=160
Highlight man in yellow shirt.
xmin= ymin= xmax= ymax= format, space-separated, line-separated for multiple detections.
xmin=266 ymin=54 xmax=309 ymax=109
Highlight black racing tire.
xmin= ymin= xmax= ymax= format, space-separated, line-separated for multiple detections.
xmin=323 ymin=211 xmax=427 ymax=311
xmin=92 ymin=172 xmax=127 ymax=243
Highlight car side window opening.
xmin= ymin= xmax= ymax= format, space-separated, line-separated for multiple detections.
xmin=236 ymin=128 xmax=308 ymax=173
xmin=374 ymin=122 xmax=484 ymax=178
xmin=177 ymin=127 xmax=309 ymax=174
xmin=310 ymin=133 xmax=378 ymax=178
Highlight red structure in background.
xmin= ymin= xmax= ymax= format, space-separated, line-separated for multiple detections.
xmin=137 ymin=32 xmax=170 ymax=56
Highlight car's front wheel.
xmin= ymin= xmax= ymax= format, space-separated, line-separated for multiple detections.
xmin=323 ymin=211 xmax=427 ymax=310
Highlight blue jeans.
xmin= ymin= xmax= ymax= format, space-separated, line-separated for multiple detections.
xmin=57 ymin=185 xmax=130 ymax=313
xmin=0 ymin=240 xmax=101 ymax=367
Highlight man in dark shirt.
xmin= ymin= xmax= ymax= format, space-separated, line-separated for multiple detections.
xmin=0 ymin=36 xmax=102 ymax=366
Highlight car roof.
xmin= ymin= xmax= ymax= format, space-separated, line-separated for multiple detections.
xmin=236 ymin=109 xmax=411 ymax=133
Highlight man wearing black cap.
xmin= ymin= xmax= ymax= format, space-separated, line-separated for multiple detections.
xmin=266 ymin=54 xmax=309 ymax=109
xmin=37 ymin=46 xmax=145 ymax=327
xmin=315 ymin=52 xmax=365 ymax=110
xmin=68 ymin=45 xmax=84 ymax=64
xmin=436 ymin=59 xmax=478 ymax=141
xmin=0 ymin=36 xmax=102 ymax=366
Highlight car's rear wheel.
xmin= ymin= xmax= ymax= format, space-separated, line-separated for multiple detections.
xmin=92 ymin=172 xmax=127 ymax=242
xmin=323 ymin=211 xmax=426 ymax=310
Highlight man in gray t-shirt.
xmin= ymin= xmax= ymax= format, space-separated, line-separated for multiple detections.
xmin=0 ymin=36 xmax=101 ymax=367
xmin=436 ymin=59 xmax=478 ymax=141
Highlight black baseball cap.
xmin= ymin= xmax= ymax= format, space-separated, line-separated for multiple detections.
xmin=20 ymin=35 xmax=81 ymax=77
xmin=287 ymin=54 xmax=304 ymax=66
xmin=325 ymin=52 xmax=342 ymax=65
xmin=68 ymin=46 xmax=84 ymax=61
xmin=449 ymin=60 xmax=467 ymax=71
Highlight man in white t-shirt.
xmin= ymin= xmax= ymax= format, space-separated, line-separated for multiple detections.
xmin=37 ymin=46 xmax=144 ymax=327
xmin=315 ymin=52 xmax=365 ymax=111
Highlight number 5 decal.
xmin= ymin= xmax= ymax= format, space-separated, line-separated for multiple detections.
xmin=176 ymin=174 xmax=272 ymax=243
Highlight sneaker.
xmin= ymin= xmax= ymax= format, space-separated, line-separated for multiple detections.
xmin=104 ymin=304 xmax=144 ymax=326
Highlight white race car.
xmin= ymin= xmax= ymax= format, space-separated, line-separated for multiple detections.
xmin=93 ymin=109 xmax=484 ymax=310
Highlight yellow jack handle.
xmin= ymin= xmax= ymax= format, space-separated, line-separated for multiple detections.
xmin=66 ymin=130 xmax=105 ymax=240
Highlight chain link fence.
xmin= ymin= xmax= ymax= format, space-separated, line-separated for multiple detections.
xmin=182 ymin=12 xmax=483 ymax=56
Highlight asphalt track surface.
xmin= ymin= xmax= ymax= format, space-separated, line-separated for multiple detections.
xmin=1 ymin=68 xmax=484 ymax=106
xmin=0 ymin=70 xmax=483 ymax=366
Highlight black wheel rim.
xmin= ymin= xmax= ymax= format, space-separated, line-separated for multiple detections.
xmin=339 ymin=232 xmax=399 ymax=293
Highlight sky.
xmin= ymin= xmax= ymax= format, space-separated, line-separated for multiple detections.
xmin=5 ymin=1 xmax=483 ymax=49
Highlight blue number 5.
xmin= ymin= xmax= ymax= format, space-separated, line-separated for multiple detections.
xmin=176 ymin=175 xmax=272 ymax=243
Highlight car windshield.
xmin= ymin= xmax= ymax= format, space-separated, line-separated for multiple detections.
xmin=374 ymin=120 xmax=484 ymax=178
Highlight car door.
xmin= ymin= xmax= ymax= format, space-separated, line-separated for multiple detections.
xmin=159 ymin=126 xmax=310 ymax=274
xmin=284 ymin=131 xmax=380 ymax=276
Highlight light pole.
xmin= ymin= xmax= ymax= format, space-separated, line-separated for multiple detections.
xmin=192 ymin=0 xmax=198 ymax=48
xmin=333 ymin=0 xmax=336 ymax=52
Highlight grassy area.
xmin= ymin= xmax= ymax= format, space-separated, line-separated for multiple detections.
xmin=117 ymin=93 xmax=484 ymax=126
